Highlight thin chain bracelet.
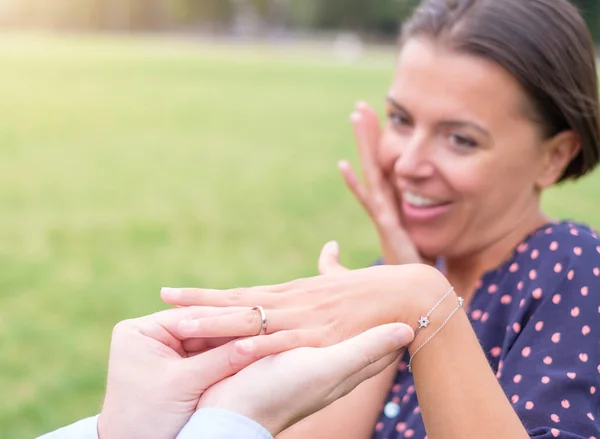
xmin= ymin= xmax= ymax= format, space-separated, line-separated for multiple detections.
xmin=413 ymin=286 xmax=455 ymax=339
xmin=408 ymin=295 xmax=465 ymax=373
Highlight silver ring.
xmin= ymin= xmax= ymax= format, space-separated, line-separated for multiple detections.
xmin=252 ymin=306 xmax=267 ymax=335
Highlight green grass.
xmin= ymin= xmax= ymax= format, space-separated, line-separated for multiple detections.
xmin=0 ymin=33 xmax=599 ymax=438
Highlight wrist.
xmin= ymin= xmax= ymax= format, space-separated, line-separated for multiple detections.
xmin=384 ymin=264 xmax=453 ymax=335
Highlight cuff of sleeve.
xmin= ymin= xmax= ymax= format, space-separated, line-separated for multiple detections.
xmin=36 ymin=415 xmax=99 ymax=439
xmin=177 ymin=408 xmax=273 ymax=439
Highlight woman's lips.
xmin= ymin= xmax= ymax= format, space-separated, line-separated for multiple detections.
xmin=401 ymin=199 xmax=452 ymax=222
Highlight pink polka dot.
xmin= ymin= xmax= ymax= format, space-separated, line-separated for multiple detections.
xmin=519 ymin=298 xmax=526 ymax=308
xmin=594 ymin=267 xmax=600 ymax=276
xmin=513 ymin=374 xmax=522 ymax=383
xmin=491 ymin=347 xmax=502 ymax=358
xmin=567 ymin=372 xmax=577 ymax=379
xmin=552 ymin=294 xmax=562 ymax=304
xmin=597 ymin=364 xmax=600 ymax=373
xmin=513 ymin=322 xmax=521 ymax=333
xmin=571 ymin=307 xmax=580 ymax=317
xmin=402 ymin=394 xmax=410 ymax=403
xmin=536 ymin=321 xmax=544 ymax=331
xmin=375 ymin=422 xmax=383 ymax=432
xmin=588 ymin=413 xmax=595 ymax=421
xmin=581 ymin=286 xmax=589 ymax=296
xmin=532 ymin=288 xmax=543 ymax=299
xmin=546 ymin=228 xmax=553 ymax=234
xmin=542 ymin=376 xmax=551 ymax=384
xmin=393 ymin=384 xmax=401 ymax=393
xmin=596 ymin=245 xmax=600 ymax=254
xmin=531 ymin=249 xmax=539 ymax=259
xmin=552 ymin=332 xmax=561 ymax=343
xmin=405 ymin=429 xmax=414 ymax=438
xmin=517 ymin=243 xmax=529 ymax=253
xmin=396 ymin=422 xmax=406 ymax=432
xmin=517 ymin=281 xmax=524 ymax=290
xmin=551 ymin=428 xmax=560 ymax=437
xmin=525 ymin=401 xmax=534 ymax=410
xmin=488 ymin=284 xmax=498 ymax=294
xmin=591 ymin=386 xmax=596 ymax=395
xmin=511 ymin=394 xmax=519 ymax=404
xmin=570 ymin=228 xmax=579 ymax=236
xmin=413 ymin=406 xmax=421 ymax=414
xmin=544 ymin=356 xmax=553 ymax=365
xmin=501 ymin=295 xmax=512 ymax=305
xmin=398 ymin=362 xmax=407 ymax=372
xmin=551 ymin=414 xmax=560 ymax=423
xmin=407 ymin=385 xmax=415 ymax=394
xmin=574 ymin=246 xmax=583 ymax=256
xmin=471 ymin=309 xmax=482 ymax=320
xmin=529 ymin=269 xmax=537 ymax=280
xmin=580 ymin=353 xmax=589 ymax=362
xmin=481 ymin=312 xmax=489 ymax=323
xmin=522 ymin=347 xmax=531 ymax=357
xmin=550 ymin=241 xmax=559 ymax=251
xmin=561 ymin=399 xmax=570 ymax=409
xmin=509 ymin=262 xmax=519 ymax=272
xmin=554 ymin=263 xmax=563 ymax=273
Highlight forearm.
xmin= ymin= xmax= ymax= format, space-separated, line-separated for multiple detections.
xmin=401 ymin=267 xmax=529 ymax=439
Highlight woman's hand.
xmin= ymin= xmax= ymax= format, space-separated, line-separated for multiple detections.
xmin=161 ymin=264 xmax=450 ymax=358
xmin=341 ymin=101 xmax=422 ymax=265
xmin=198 ymin=323 xmax=414 ymax=436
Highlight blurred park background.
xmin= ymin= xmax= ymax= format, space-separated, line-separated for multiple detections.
xmin=1 ymin=1 xmax=600 ymax=438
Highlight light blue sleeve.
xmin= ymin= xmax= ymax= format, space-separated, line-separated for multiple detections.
xmin=35 ymin=415 xmax=99 ymax=439
xmin=176 ymin=408 xmax=274 ymax=439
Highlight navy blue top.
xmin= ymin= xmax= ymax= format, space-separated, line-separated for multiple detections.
xmin=372 ymin=221 xmax=600 ymax=439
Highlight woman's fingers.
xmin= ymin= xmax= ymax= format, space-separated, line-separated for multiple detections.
xmin=176 ymin=308 xmax=287 ymax=339
xmin=351 ymin=103 xmax=383 ymax=190
xmin=234 ymin=329 xmax=324 ymax=357
xmin=161 ymin=286 xmax=278 ymax=308
xmin=318 ymin=241 xmax=350 ymax=275
xmin=338 ymin=160 xmax=373 ymax=214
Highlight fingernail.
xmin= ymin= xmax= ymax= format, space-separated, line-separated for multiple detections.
xmin=391 ymin=325 xmax=415 ymax=345
xmin=350 ymin=112 xmax=361 ymax=122
xmin=161 ymin=287 xmax=181 ymax=299
xmin=325 ymin=240 xmax=339 ymax=255
xmin=179 ymin=320 xmax=198 ymax=331
xmin=236 ymin=339 xmax=254 ymax=353
xmin=356 ymin=100 xmax=367 ymax=109
xmin=338 ymin=160 xmax=348 ymax=169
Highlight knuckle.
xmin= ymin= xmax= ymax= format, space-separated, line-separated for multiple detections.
xmin=227 ymin=288 xmax=243 ymax=305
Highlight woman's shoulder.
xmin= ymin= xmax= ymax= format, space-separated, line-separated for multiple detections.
xmin=514 ymin=220 xmax=600 ymax=267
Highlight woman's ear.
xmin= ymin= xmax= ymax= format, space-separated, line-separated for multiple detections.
xmin=535 ymin=131 xmax=580 ymax=189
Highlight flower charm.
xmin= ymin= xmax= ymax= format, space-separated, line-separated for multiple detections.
xmin=418 ymin=316 xmax=430 ymax=329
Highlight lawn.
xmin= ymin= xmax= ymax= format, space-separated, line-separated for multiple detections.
xmin=0 ymin=33 xmax=599 ymax=438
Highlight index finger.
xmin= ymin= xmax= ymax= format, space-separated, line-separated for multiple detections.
xmin=351 ymin=102 xmax=383 ymax=189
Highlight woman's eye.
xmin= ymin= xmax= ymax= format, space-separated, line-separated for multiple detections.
xmin=388 ymin=113 xmax=410 ymax=127
xmin=449 ymin=134 xmax=478 ymax=149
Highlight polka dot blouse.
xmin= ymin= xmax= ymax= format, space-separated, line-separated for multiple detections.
xmin=372 ymin=221 xmax=600 ymax=439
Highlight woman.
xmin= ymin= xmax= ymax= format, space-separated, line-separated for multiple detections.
xmin=162 ymin=0 xmax=600 ymax=437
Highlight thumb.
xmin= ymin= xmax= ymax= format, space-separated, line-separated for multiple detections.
xmin=318 ymin=241 xmax=348 ymax=275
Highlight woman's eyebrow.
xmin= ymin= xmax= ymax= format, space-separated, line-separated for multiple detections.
xmin=387 ymin=95 xmax=490 ymax=137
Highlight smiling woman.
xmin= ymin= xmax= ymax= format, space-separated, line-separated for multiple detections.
xmin=163 ymin=0 xmax=600 ymax=438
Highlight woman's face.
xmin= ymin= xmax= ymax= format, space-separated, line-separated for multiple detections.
xmin=380 ymin=38 xmax=551 ymax=259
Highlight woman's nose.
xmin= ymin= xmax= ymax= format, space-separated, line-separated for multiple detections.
xmin=392 ymin=135 xmax=435 ymax=180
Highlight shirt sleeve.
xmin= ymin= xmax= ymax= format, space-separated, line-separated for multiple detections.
xmin=176 ymin=408 xmax=273 ymax=439
xmin=495 ymin=238 xmax=600 ymax=439
xmin=35 ymin=415 xmax=99 ymax=439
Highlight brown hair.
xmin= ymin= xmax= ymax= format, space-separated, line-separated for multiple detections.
xmin=401 ymin=0 xmax=600 ymax=181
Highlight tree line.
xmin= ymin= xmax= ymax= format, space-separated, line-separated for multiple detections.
xmin=1 ymin=0 xmax=598 ymax=42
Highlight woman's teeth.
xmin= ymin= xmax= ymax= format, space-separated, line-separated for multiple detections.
xmin=403 ymin=191 xmax=446 ymax=207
